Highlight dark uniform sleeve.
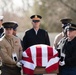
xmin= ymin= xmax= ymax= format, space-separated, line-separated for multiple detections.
xmin=64 ymin=39 xmax=76 ymax=66
xmin=45 ymin=31 xmax=50 ymax=46
xmin=65 ymin=50 xmax=76 ymax=65
xmin=23 ymin=32 xmax=28 ymax=51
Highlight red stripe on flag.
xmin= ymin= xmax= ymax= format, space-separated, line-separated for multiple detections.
xmin=22 ymin=65 xmax=34 ymax=75
xmin=46 ymin=62 xmax=59 ymax=73
xmin=25 ymin=48 xmax=32 ymax=57
xmin=36 ymin=46 xmax=42 ymax=66
xmin=22 ymin=57 xmax=33 ymax=63
xmin=53 ymin=53 xmax=58 ymax=58
xmin=47 ymin=46 xmax=53 ymax=61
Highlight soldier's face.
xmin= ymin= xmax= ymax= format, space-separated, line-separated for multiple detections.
xmin=67 ymin=30 xmax=76 ymax=40
xmin=32 ymin=20 xmax=40 ymax=29
xmin=5 ymin=28 xmax=14 ymax=36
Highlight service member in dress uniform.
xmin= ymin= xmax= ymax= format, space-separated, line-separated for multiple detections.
xmin=23 ymin=15 xmax=50 ymax=75
xmin=23 ymin=15 xmax=50 ymax=51
xmin=0 ymin=16 xmax=5 ymax=41
xmin=13 ymin=22 xmax=23 ymax=47
xmin=12 ymin=21 xmax=18 ymax=36
xmin=0 ymin=16 xmax=5 ymax=75
xmin=59 ymin=23 xmax=76 ymax=75
xmin=53 ymin=18 xmax=72 ymax=49
xmin=0 ymin=21 xmax=22 ymax=75
xmin=53 ymin=18 xmax=72 ymax=75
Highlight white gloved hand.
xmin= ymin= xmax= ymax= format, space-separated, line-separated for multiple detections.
xmin=61 ymin=53 xmax=65 ymax=58
xmin=59 ymin=61 xmax=65 ymax=66
xmin=16 ymin=62 xmax=22 ymax=68
xmin=0 ymin=70 xmax=2 ymax=75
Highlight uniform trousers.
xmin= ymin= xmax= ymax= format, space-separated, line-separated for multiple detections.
xmin=1 ymin=65 xmax=21 ymax=75
xmin=59 ymin=66 xmax=76 ymax=75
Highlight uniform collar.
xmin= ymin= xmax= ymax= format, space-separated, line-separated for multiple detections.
xmin=5 ymin=35 xmax=13 ymax=40
xmin=33 ymin=28 xmax=40 ymax=35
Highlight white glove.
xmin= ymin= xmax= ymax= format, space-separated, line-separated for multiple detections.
xmin=0 ymin=70 xmax=2 ymax=75
xmin=61 ymin=53 xmax=65 ymax=58
xmin=16 ymin=62 xmax=22 ymax=68
xmin=59 ymin=61 xmax=65 ymax=66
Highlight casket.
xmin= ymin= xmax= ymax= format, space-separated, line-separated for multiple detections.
xmin=24 ymin=67 xmax=58 ymax=75
xmin=22 ymin=44 xmax=59 ymax=74
xmin=34 ymin=67 xmax=59 ymax=74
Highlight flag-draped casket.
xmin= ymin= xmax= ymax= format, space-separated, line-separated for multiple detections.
xmin=21 ymin=44 xmax=59 ymax=74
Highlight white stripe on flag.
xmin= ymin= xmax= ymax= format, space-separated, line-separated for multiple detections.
xmin=46 ymin=57 xmax=59 ymax=68
xmin=53 ymin=47 xmax=58 ymax=56
xmin=42 ymin=45 xmax=48 ymax=66
xmin=30 ymin=45 xmax=36 ymax=66
xmin=23 ymin=51 xmax=28 ymax=57
xmin=21 ymin=60 xmax=36 ymax=70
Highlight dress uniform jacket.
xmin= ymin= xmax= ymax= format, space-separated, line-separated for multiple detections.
xmin=62 ymin=37 xmax=76 ymax=67
xmin=53 ymin=32 xmax=64 ymax=49
xmin=23 ymin=28 xmax=50 ymax=51
xmin=0 ymin=35 xmax=22 ymax=67
xmin=59 ymin=37 xmax=76 ymax=75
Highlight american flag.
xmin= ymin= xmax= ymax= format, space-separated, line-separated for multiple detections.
xmin=21 ymin=44 xmax=59 ymax=75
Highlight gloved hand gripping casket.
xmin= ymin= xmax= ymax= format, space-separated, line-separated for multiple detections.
xmin=21 ymin=44 xmax=59 ymax=74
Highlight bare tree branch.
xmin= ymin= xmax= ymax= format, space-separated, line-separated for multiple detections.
xmin=58 ymin=0 xmax=76 ymax=13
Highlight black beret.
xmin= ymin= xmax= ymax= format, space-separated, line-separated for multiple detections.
xmin=2 ymin=21 xmax=17 ymax=29
xmin=30 ymin=15 xmax=42 ymax=19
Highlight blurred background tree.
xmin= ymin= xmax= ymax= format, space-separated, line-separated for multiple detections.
xmin=0 ymin=0 xmax=76 ymax=32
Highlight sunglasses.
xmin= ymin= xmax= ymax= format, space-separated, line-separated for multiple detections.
xmin=33 ymin=20 xmax=40 ymax=23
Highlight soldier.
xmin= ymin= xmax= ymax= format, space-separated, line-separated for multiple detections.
xmin=23 ymin=15 xmax=50 ymax=51
xmin=13 ymin=22 xmax=23 ymax=47
xmin=0 ymin=22 xmax=22 ymax=75
xmin=0 ymin=16 xmax=5 ymax=41
xmin=22 ymin=15 xmax=50 ymax=75
xmin=12 ymin=21 xmax=18 ymax=36
xmin=53 ymin=18 xmax=72 ymax=49
xmin=59 ymin=23 xmax=76 ymax=75
xmin=53 ymin=18 xmax=72 ymax=75
xmin=0 ymin=16 xmax=5 ymax=75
